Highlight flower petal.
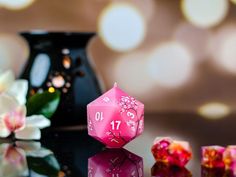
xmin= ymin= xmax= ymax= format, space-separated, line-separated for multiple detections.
xmin=0 ymin=70 xmax=15 ymax=93
xmin=26 ymin=148 xmax=53 ymax=158
xmin=0 ymin=119 xmax=10 ymax=138
xmin=15 ymin=141 xmax=41 ymax=152
xmin=7 ymin=80 xmax=28 ymax=105
xmin=15 ymin=127 xmax=41 ymax=140
xmin=15 ymin=141 xmax=52 ymax=158
xmin=2 ymin=105 xmax=26 ymax=133
xmin=26 ymin=115 xmax=51 ymax=129
xmin=0 ymin=94 xmax=19 ymax=116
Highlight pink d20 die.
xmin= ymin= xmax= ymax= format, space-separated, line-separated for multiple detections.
xmin=88 ymin=148 xmax=143 ymax=177
xmin=87 ymin=83 xmax=144 ymax=148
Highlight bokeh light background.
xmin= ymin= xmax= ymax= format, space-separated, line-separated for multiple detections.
xmin=1 ymin=0 xmax=236 ymax=119
xmin=1 ymin=1 xmax=236 ymax=176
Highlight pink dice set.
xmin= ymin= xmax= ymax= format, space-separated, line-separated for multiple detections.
xmin=87 ymin=83 xmax=236 ymax=175
xmin=202 ymin=145 xmax=236 ymax=172
xmin=87 ymin=83 xmax=144 ymax=148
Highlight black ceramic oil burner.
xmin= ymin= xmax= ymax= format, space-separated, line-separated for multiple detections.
xmin=20 ymin=32 xmax=102 ymax=127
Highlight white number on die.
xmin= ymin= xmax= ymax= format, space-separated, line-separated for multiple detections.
xmin=110 ymin=120 xmax=121 ymax=130
xmin=95 ymin=112 xmax=104 ymax=121
xmin=103 ymin=97 xmax=110 ymax=102
xmin=127 ymin=111 xmax=135 ymax=119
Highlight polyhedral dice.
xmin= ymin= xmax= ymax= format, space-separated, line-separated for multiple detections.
xmin=201 ymin=146 xmax=225 ymax=168
xmin=88 ymin=148 xmax=143 ymax=177
xmin=223 ymin=146 xmax=236 ymax=171
xmin=151 ymin=137 xmax=192 ymax=167
xmin=87 ymin=83 xmax=144 ymax=148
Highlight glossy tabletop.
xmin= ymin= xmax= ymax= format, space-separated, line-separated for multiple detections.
xmin=0 ymin=113 xmax=235 ymax=177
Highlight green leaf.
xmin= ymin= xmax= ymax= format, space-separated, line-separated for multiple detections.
xmin=26 ymin=90 xmax=61 ymax=118
xmin=27 ymin=155 xmax=60 ymax=177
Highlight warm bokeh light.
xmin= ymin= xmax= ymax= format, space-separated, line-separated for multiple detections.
xmin=198 ymin=102 xmax=231 ymax=119
xmin=0 ymin=0 xmax=35 ymax=10
xmin=48 ymin=87 xmax=55 ymax=93
xmin=147 ymin=42 xmax=194 ymax=88
xmin=181 ymin=0 xmax=229 ymax=28
xmin=218 ymin=34 xmax=236 ymax=74
xmin=0 ymin=33 xmax=29 ymax=76
xmin=113 ymin=51 xmax=153 ymax=96
xmin=210 ymin=25 xmax=236 ymax=75
xmin=52 ymin=75 xmax=65 ymax=88
xmin=231 ymin=0 xmax=236 ymax=4
xmin=98 ymin=2 xmax=146 ymax=52
xmin=174 ymin=22 xmax=211 ymax=61
xmin=113 ymin=0 xmax=155 ymax=22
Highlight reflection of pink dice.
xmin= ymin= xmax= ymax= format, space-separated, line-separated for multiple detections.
xmin=151 ymin=162 xmax=192 ymax=177
xmin=201 ymin=166 xmax=225 ymax=177
xmin=87 ymin=83 xmax=144 ymax=148
xmin=88 ymin=148 xmax=143 ymax=177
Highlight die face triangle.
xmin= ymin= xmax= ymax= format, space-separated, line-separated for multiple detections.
xmin=87 ymin=83 xmax=145 ymax=148
xmin=88 ymin=83 xmax=132 ymax=107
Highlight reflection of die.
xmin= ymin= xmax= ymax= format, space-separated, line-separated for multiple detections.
xmin=88 ymin=148 xmax=143 ymax=177
xmin=87 ymin=83 xmax=144 ymax=148
xmin=201 ymin=166 xmax=225 ymax=177
xmin=151 ymin=162 xmax=192 ymax=177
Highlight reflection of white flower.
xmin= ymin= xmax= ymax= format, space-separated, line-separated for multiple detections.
xmin=0 ymin=70 xmax=28 ymax=105
xmin=0 ymin=141 xmax=52 ymax=177
xmin=0 ymin=94 xmax=50 ymax=140
xmin=0 ymin=143 xmax=28 ymax=177
xmin=15 ymin=141 xmax=53 ymax=158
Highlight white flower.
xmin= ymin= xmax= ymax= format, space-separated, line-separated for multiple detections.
xmin=0 ymin=94 xmax=50 ymax=140
xmin=0 ymin=70 xmax=28 ymax=105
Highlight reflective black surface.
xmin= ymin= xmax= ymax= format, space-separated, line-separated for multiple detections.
xmin=1 ymin=113 xmax=236 ymax=177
